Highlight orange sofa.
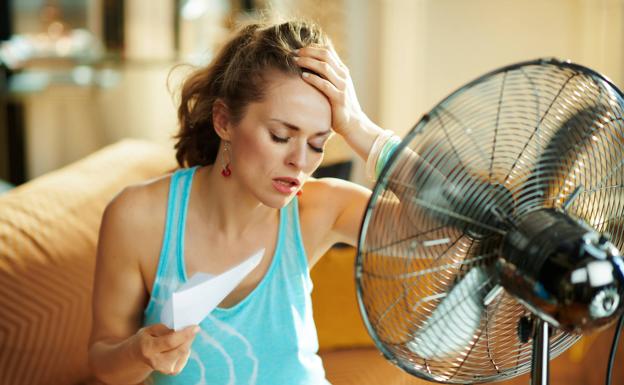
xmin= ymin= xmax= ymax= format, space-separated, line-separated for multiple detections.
xmin=0 ymin=139 xmax=621 ymax=385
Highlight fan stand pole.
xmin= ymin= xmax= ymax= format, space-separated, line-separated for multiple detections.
xmin=530 ymin=319 xmax=550 ymax=385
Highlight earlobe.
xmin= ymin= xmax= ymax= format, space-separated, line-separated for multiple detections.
xmin=212 ymin=99 xmax=233 ymax=141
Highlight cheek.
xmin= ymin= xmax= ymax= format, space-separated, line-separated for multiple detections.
xmin=306 ymin=153 xmax=324 ymax=175
xmin=234 ymin=133 xmax=277 ymax=166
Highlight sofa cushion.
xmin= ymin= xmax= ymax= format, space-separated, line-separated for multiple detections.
xmin=311 ymin=246 xmax=374 ymax=350
xmin=0 ymin=139 xmax=176 ymax=385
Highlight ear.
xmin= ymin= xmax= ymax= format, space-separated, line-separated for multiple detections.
xmin=212 ymin=99 xmax=233 ymax=141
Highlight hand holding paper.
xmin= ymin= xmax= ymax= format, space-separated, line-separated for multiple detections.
xmin=161 ymin=249 xmax=265 ymax=330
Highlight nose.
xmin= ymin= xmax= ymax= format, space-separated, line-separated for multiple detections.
xmin=286 ymin=141 xmax=307 ymax=170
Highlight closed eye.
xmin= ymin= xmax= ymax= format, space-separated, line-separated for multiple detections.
xmin=308 ymin=144 xmax=324 ymax=153
xmin=271 ymin=133 xmax=324 ymax=153
xmin=270 ymin=133 xmax=289 ymax=143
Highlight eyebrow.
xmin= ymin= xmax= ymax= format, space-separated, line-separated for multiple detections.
xmin=269 ymin=118 xmax=332 ymax=137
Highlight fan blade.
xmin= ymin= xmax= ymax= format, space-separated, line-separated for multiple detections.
xmin=401 ymin=141 xmax=515 ymax=237
xmin=522 ymin=105 xmax=609 ymax=205
xmin=406 ymin=266 xmax=489 ymax=359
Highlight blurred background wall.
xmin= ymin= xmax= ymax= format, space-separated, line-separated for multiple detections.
xmin=0 ymin=0 xmax=623 ymax=186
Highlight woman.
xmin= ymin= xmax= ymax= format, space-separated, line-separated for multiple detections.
xmin=88 ymin=20 xmax=399 ymax=385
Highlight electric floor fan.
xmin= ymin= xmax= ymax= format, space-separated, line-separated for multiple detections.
xmin=356 ymin=58 xmax=624 ymax=384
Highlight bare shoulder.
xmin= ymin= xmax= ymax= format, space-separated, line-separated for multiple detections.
xmin=98 ymin=173 xmax=173 ymax=272
xmin=299 ymin=177 xmax=370 ymax=211
xmin=298 ymin=177 xmax=371 ymax=257
xmin=103 ymin=173 xmax=171 ymax=233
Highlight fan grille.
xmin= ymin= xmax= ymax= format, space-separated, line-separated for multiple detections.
xmin=356 ymin=59 xmax=624 ymax=383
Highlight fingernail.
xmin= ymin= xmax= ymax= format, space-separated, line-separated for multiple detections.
xmin=293 ymin=49 xmax=300 ymax=54
xmin=293 ymin=56 xmax=299 ymax=61
xmin=302 ymin=72 xmax=310 ymax=78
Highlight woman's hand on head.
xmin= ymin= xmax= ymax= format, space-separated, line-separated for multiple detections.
xmin=131 ymin=323 xmax=200 ymax=376
xmin=294 ymin=46 xmax=370 ymax=138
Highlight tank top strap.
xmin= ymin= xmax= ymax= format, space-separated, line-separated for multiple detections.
xmin=280 ymin=196 xmax=313 ymax=290
xmin=144 ymin=166 xmax=197 ymax=316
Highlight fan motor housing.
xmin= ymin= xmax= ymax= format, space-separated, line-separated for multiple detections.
xmin=498 ymin=208 xmax=624 ymax=332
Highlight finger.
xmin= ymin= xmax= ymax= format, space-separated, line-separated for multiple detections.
xmin=325 ymin=45 xmax=348 ymax=73
xmin=144 ymin=323 xmax=174 ymax=337
xmin=172 ymin=349 xmax=192 ymax=375
xmin=301 ymin=72 xmax=343 ymax=104
xmin=297 ymin=46 xmax=347 ymax=77
xmin=154 ymin=325 xmax=199 ymax=352
xmin=295 ymin=56 xmax=345 ymax=90
xmin=162 ymin=330 xmax=196 ymax=353
xmin=160 ymin=343 xmax=191 ymax=375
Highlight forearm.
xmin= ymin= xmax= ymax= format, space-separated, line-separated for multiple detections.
xmin=89 ymin=336 xmax=153 ymax=385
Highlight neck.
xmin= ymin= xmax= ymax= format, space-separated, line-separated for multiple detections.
xmin=194 ymin=165 xmax=277 ymax=240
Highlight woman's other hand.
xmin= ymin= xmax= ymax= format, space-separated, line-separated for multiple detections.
xmin=131 ymin=324 xmax=200 ymax=376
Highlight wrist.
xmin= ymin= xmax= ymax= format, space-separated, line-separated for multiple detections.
xmin=126 ymin=332 xmax=152 ymax=370
xmin=375 ymin=136 xmax=401 ymax=178
xmin=89 ymin=336 xmax=154 ymax=385
xmin=366 ymin=129 xmax=401 ymax=181
xmin=341 ymin=115 xmax=376 ymax=139
xmin=340 ymin=116 xmax=386 ymax=160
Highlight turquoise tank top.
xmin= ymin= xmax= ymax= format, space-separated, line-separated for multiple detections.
xmin=142 ymin=166 xmax=331 ymax=385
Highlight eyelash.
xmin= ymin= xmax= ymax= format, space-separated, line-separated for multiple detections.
xmin=270 ymin=133 xmax=324 ymax=153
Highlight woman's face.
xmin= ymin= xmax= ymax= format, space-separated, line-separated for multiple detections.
xmin=229 ymin=70 xmax=333 ymax=208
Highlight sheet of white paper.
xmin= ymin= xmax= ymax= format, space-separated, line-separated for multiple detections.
xmin=161 ymin=248 xmax=265 ymax=331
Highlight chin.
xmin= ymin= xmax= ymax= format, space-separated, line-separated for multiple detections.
xmin=261 ymin=194 xmax=294 ymax=209
xmin=247 ymin=178 xmax=301 ymax=208
xmin=254 ymin=186 xmax=296 ymax=208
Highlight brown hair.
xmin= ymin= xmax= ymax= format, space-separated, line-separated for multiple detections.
xmin=173 ymin=20 xmax=331 ymax=168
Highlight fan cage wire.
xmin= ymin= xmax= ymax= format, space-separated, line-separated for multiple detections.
xmin=355 ymin=58 xmax=624 ymax=384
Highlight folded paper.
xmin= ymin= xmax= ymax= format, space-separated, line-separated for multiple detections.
xmin=161 ymin=249 xmax=265 ymax=330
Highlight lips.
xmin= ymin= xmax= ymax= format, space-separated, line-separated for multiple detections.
xmin=273 ymin=177 xmax=300 ymax=187
xmin=272 ymin=177 xmax=301 ymax=195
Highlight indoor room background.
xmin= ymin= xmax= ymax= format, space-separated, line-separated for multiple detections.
xmin=1 ymin=0 xmax=622 ymax=187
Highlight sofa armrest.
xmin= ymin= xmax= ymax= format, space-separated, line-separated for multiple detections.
xmin=0 ymin=139 xmax=176 ymax=385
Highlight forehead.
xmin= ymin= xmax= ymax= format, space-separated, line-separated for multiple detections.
xmin=250 ymin=71 xmax=332 ymax=133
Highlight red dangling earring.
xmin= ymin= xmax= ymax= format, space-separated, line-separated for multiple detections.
xmin=221 ymin=142 xmax=232 ymax=177
xmin=221 ymin=164 xmax=231 ymax=177
xmin=296 ymin=189 xmax=302 ymax=196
